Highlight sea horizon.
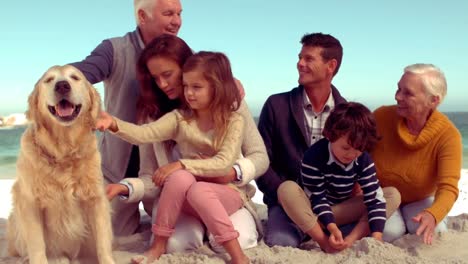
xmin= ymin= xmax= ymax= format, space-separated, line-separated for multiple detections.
xmin=1 ymin=111 xmax=467 ymax=180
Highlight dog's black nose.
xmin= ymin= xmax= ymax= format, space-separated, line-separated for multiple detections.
xmin=55 ymin=81 xmax=71 ymax=95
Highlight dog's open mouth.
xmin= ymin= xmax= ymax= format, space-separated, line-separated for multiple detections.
xmin=48 ymin=99 xmax=82 ymax=122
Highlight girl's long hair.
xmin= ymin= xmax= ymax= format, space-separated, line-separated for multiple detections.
xmin=182 ymin=51 xmax=241 ymax=149
xmin=136 ymin=34 xmax=193 ymax=124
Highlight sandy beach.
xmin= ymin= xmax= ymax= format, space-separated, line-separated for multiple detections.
xmin=1 ymin=170 xmax=468 ymax=263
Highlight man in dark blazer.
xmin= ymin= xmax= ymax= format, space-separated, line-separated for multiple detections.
xmin=256 ymin=32 xmax=347 ymax=247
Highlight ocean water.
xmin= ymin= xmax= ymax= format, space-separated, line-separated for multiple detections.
xmin=1 ymin=112 xmax=467 ymax=179
xmin=0 ymin=126 xmax=24 ymax=178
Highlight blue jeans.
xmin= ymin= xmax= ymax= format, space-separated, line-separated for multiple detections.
xmin=383 ymin=196 xmax=448 ymax=242
xmin=265 ymin=205 xmax=305 ymax=247
xmin=265 ymin=205 xmax=356 ymax=247
xmin=265 ymin=205 xmax=356 ymax=248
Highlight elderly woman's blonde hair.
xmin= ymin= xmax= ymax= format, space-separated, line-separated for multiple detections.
xmin=134 ymin=0 xmax=157 ymax=25
xmin=404 ymin=63 xmax=447 ymax=105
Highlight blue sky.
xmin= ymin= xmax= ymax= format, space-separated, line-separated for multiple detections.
xmin=1 ymin=0 xmax=467 ymax=116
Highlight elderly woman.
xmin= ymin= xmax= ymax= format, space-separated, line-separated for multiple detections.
xmin=372 ymin=63 xmax=462 ymax=245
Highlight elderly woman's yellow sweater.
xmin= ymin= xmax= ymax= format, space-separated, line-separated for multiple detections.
xmin=372 ymin=105 xmax=462 ymax=223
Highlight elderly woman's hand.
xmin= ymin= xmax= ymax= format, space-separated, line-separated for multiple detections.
xmin=412 ymin=211 xmax=436 ymax=245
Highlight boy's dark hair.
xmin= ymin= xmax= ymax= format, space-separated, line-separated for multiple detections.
xmin=323 ymin=102 xmax=379 ymax=152
xmin=301 ymin=33 xmax=343 ymax=76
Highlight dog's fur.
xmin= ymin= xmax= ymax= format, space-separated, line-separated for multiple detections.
xmin=6 ymin=65 xmax=114 ymax=264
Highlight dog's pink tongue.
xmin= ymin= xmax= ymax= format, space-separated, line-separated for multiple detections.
xmin=56 ymin=104 xmax=74 ymax=117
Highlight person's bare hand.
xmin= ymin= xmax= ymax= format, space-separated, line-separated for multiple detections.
xmin=351 ymin=183 xmax=363 ymax=196
xmin=105 ymin=183 xmax=129 ymax=200
xmin=95 ymin=111 xmax=116 ymax=132
xmin=328 ymin=224 xmax=345 ymax=250
xmin=152 ymin=161 xmax=183 ymax=187
xmin=329 ymin=233 xmax=347 ymax=250
xmin=371 ymin=232 xmax=383 ymax=242
xmin=412 ymin=211 xmax=436 ymax=245
xmin=320 ymin=239 xmax=340 ymax=253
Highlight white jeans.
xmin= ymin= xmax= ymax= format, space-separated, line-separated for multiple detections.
xmin=383 ymin=196 xmax=448 ymax=242
xmin=208 ymin=207 xmax=258 ymax=253
xmin=151 ymin=205 xmax=258 ymax=253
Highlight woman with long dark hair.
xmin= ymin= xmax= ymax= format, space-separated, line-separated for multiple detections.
xmin=105 ymin=34 xmax=268 ymax=255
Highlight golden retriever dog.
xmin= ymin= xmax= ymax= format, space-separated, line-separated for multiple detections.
xmin=7 ymin=65 xmax=115 ymax=264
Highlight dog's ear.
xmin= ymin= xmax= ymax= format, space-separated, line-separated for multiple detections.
xmin=88 ymin=81 xmax=102 ymax=122
xmin=26 ymin=83 xmax=40 ymax=123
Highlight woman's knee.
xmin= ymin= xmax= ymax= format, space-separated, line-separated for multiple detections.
xmin=163 ymin=212 xmax=205 ymax=253
xmin=383 ymin=225 xmax=406 ymax=242
xmin=383 ymin=209 xmax=406 ymax=242
xmin=165 ymin=228 xmax=204 ymax=253
xmin=225 ymin=208 xmax=258 ymax=250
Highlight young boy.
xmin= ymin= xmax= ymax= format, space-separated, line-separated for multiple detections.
xmin=277 ymin=102 xmax=401 ymax=253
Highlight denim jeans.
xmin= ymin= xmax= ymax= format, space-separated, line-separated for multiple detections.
xmin=383 ymin=196 xmax=448 ymax=242
xmin=265 ymin=205 xmax=357 ymax=247
xmin=265 ymin=205 xmax=305 ymax=247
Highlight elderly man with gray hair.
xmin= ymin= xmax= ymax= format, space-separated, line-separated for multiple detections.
xmin=71 ymin=0 xmax=267 ymax=256
xmin=72 ymin=0 xmax=182 ymax=237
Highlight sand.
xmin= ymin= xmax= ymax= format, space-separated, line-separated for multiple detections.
xmin=1 ymin=170 xmax=468 ymax=264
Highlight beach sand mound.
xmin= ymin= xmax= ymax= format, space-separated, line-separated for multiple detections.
xmin=1 ymin=214 xmax=468 ymax=264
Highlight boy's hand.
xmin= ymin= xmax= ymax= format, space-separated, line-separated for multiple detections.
xmin=105 ymin=183 xmax=129 ymax=200
xmin=327 ymin=223 xmax=345 ymax=250
xmin=153 ymin=161 xmax=183 ymax=187
xmin=351 ymin=183 xmax=363 ymax=196
xmin=371 ymin=232 xmax=383 ymax=242
xmin=329 ymin=233 xmax=347 ymax=250
xmin=320 ymin=239 xmax=340 ymax=254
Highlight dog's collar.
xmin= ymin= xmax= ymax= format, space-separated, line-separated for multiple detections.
xmin=33 ymin=137 xmax=62 ymax=166
xmin=32 ymin=133 xmax=91 ymax=167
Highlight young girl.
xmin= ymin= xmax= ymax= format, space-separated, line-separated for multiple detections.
xmin=96 ymin=51 xmax=250 ymax=264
